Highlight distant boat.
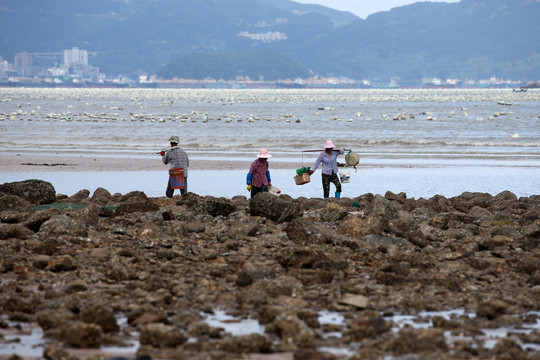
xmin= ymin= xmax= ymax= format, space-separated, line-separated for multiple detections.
xmin=497 ymin=100 xmax=517 ymax=106
xmin=512 ymin=87 xmax=527 ymax=92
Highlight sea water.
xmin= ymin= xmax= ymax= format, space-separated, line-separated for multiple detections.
xmin=1 ymin=88 xmax=538 ymax=198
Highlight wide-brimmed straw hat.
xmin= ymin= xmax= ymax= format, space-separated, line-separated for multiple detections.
xmin=257 ymin=149 xmax=272 ymax=158
xmin=323 ymin=140 xmax=336 ymax=149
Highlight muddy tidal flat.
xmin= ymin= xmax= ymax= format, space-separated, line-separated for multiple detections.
xmin=0 ymin=179 xmax=539 ymax=360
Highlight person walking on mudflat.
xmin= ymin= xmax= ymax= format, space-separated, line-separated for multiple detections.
xmin=310 ymin=140 xmax=343 ymax=199
xmin=161 ymin=135 xmax=189 ymax=198
xmin=246 ymin=149 xmax=272 ymax=198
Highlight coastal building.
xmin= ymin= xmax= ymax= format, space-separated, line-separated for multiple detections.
xmin=14 ymin=52 xmax=32 ymax=75
xmin=63 ymin=47 xmax=88 ymax=67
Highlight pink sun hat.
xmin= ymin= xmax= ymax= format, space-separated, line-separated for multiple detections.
xmin=257 ymin=149 xmax=272 ymax=158
xmin=323 ymin=140 xmax=336 ymax=149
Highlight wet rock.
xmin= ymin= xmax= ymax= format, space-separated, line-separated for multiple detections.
xmin=176 ymin=192 xmax=204 ymax=207
xmin=120 ymin=190 xmax=148 ymax=203
xmin=114 ymin=199 xmax=159 ymax=216
xmin=295 ymin=349 xmax=341 ymax=360
xmin=267 ymin=313 xmax=316 ymax=351
xmin=219 ymin=333 xmax=272 ymax=353
xmin=0 ymin=179 xmax=56 ymax=205
xmin=64 ymin=280 xmax=88 ymax=294
xmin=320 ymin=202 xmax=349 ymax=223
xmin=32 ymin=254 xmax=51 ymax=269
xmin=66 ymin=189 xmax=90 ymax=203
xmin=80 ymin=305 xmax=119 ymax=333
xmin=127 ymin=306 xmax=170 ymax=327
xmin=467 ymin=206 xmax=494 ymax=224
xmin=39 ymin=216 xmax=88 ymax=237
xmin=0 ymin=193 xmax=36 ymax=213
xmin=388 ymin=328 xmax=448 ymax=354
xmin=0 ymin=223 xmax=35 ymax=239
xmin=362 ymin=234 xmax=408 ymax=249
xmin=43 ymin=341 xmax=80 ymax=360
xmin=46 ymin=255 xmax=78 ymax=272
xmin=337 ymin=216 xmax=368 ymax=238
xmin=490 ymin=190 xmax=518 ymax=210
xmin=237 ymin=277 xmax=303 ymax=306
xmin=0 ymin=186 xmax=538 ymax=358
xmin=22 ymin=208 xmax=60 ymax=232
xmin=37 ymin=308 xmax=76 ymax=330
xmin=185 ymin=220 xmax=206 ymax=233
xmin=276 ymin=247 xmax=339 ymax=270
xmin=250 ymin=193 xmax=303 ymax=223
xmin=346 ymin=312 xmax=391 ymax=340
xmin=71 ymin=204 xmax=100 ymax=226
xmin=339 ymin=294 xmax=369 ymax=309
xmin=297 ymin=308 xmax=320 ymax=329
xmin=517 ymin=256 xmax=540 ymax=275
xmin=139 ymin=323 xmax=186 ymax=348
xmin=285 ymin=218 xmax=323 ymax=243
xmin=32 ymin=238 xmax=60 ymax=255
xmin=235 ymin=263 xmax=276 ymax=287
xmin=369 ymin=194 xmax=400 ymax=220
xmin=0 ymin=210 xmax=27 ymax=224
xmin=492 ymin=338 xmax=528 ymax=360
xmin=227 ymin=222 xmax=259 ymax=238
xmin=288 ymin=268 xmax=335 ymax=286
xmin=90 ymin=187 xmax=112 ymax=205
xmin=451 ymin=192 xmax=493 ymax=212
xmin=431 ymin=316 xmax=461 ymax=329
xmin=60 ymin=321 xmax=102 ymax=348
xmin=192 ymin=198 xmax=237 ymax=217
xmin=2 ymin=292 xmax=40 ymax=313
xmin=477 ymin=299 xmax=509 ymax=320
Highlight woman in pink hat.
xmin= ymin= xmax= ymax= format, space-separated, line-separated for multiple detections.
xmin=246 ymin=149 xmax=272 ymax=198
xmin=310 ymin=140 xmax=343 ymax=199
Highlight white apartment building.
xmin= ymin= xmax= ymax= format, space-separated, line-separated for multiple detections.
xmin=63 ymin=47 xmax=88 ymax=67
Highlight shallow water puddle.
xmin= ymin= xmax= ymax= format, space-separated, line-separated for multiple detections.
xmin=387 ymin=309 xmax=540 ymax=352
xmin=0 ymin=315 xmax=139 ymax=359
xmin=203 ymin=309 xmax=266 ymax=336
xmin=0 ymin=321 xmax=44 ymax=357
xmin=1 ymin=310 xmax=538 ymax=358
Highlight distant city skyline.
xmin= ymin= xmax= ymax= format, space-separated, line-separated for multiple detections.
xmin=294 ymin=0 xmax=461 ymax=19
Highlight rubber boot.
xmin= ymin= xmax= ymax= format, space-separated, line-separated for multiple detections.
xmin=335 ymin=191 xmax=341 ymax=199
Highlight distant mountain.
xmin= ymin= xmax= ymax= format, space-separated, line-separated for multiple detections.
xmin=158 ymin=49 xmax=312 ymax=81
xmin=1 ymin=0 xmax=539 ymax=81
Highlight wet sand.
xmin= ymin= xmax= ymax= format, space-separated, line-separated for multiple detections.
xmin=0 ymin=154 xmax=299 ymax=172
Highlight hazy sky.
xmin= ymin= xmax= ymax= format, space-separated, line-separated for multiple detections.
xmin=294 ymin=0 xmax=461 ymax=19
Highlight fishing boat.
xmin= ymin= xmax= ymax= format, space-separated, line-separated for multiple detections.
xmin=512 ymin=87 xmax=527 ymax=92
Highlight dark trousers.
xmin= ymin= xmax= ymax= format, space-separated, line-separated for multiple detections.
xmin=250 ymin=185 xmax=269 ymax=198
xmin=322 ymin=173 xmax=341 ymax=198
xmin=166 ymin=177 xmax=187 ymax=198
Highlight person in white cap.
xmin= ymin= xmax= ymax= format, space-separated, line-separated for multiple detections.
xmin=310 ymin=140 xmax=343 ymax=199
xmin=246 ymin=149 xmax=272 ymax=198
xmin=161 ymin=135 xmax=189 ymax=197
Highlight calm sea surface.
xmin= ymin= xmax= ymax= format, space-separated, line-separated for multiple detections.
xmin=1 ymin=88 xmax=539 ymax=198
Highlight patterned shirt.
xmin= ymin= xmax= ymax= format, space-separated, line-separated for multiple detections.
xmin=162 ymin=147 xmax=189 ymax=176
xmin=248 ymin=159 xmax=270 ymax=187
xmin=312 ymin=150 xmax=341 ymax=175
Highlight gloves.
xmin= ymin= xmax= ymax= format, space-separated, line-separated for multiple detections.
xmin=309 ymin=170 xmax=314 ymax=175
xmin=247 ymin=185 xmax=252 ymax=192
xmin=160 ymin=150 xmax=165 ymax=156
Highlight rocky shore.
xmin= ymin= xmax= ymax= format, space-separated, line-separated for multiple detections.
xmin=1 ymin=179 xmax=539 ymax=360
